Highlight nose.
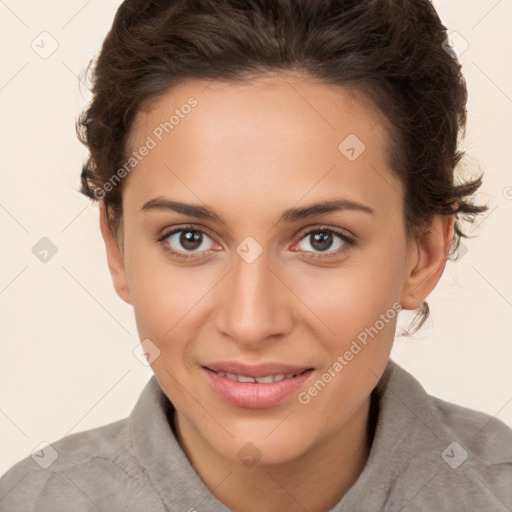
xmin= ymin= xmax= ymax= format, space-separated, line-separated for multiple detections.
xmin=214 ymin=250 xmax=293 ymax=349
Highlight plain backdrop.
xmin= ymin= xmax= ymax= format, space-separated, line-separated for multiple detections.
xmin=1 ymin=0 xmax=511 ymax=477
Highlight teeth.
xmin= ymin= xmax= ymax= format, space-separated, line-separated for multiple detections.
xmin=238 ymin=375 xmax=256 ymax=383
xmin=254 ymin=375 xmax=274 ymax=383
xmin=215 ymin=371 xmax=300 ymax=383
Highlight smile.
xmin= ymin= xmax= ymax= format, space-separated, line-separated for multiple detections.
xmin=202 ymin=366 xmax=314 ymax=409
xmin=210 ymin=370 xmax=307 ymax=384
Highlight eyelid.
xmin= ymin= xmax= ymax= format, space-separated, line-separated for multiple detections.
xmin=295 ymin=224 xmax=354 ymax=241
xmin=157 ymin=223 xmax=354 ymax=243
xmin=157 ymin=224 xmax=215 ymax=243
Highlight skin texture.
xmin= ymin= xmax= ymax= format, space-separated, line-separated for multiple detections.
xmin=99 ymin=73 xmax=454 ymax=512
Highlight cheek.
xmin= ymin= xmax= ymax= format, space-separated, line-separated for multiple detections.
xmin=294 ymin=263 xmax=401 ymax=434
xmin=125 ymin=244 xmax=205 ymax=342
xmin=291 ymin=255 xmax=404 ymax=345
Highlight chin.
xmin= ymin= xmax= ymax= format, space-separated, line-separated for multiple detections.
xmin=209 ymin=426 xmax=312 ymax=468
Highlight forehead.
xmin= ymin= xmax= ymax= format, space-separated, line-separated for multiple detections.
xmin=130 ymin=72 xmax=389 ymax=151
xmin=124 ymin=73 xmax=402 ymax=220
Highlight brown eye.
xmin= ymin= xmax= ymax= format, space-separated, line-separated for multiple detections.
xmin=159 ymin=226 xmax=217 ymax=259
xmin=309 ymin=231 xmax=335 ymax=252
xmin=178 ymin=230 xmax=204 ymax=251
xmin=293 ymin=227 xmax=354 ymax=259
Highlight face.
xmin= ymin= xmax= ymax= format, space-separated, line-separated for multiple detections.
xmin=101 ymin=73 xmax=451 ymax=466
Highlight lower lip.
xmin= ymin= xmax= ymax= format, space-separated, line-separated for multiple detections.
xmin=201 ymin=367 xmax=314 ymax=409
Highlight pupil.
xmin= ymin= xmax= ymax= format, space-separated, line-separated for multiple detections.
xmin=312 ymin=231 xmax=332 ymax=251
xmin=181 ymin=230 xmax=202 ymax=250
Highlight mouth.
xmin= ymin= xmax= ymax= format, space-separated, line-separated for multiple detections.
xmin=203 ymin=367 xmax=311 ymax=384
xmin=201 ymin=362 xmax=315 ymax=409
xmin=202 ymin=360 xmax=314 ymax=378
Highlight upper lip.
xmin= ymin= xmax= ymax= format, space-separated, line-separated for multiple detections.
xmin=203 ymin=361 xmax=313 ymax=378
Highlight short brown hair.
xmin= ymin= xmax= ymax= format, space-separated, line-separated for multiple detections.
xmin=77 ymin=0 xmax=488 ymax=334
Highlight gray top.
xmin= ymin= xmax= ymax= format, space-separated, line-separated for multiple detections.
xmin=1 ymin=359 xmax=511 ymax=511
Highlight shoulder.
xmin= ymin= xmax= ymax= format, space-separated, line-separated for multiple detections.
xmin=380 ymin=360 xmax=512 ymax=509
xmin=427 ymin=392 xmax=512 ymax=506
xmin=0 ymin=418 xmax=163 ymax=512
xmin=383 ymin=359 xmax=512 ymax=459
xmin=429 ymin=392 xmax=512 ymax=463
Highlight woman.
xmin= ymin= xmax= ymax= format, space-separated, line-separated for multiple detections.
xmin=1 ymin=0 xmax=510 ymax=510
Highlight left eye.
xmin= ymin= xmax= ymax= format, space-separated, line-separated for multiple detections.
xmin=294 ymin=228 xmax=352 ymax=255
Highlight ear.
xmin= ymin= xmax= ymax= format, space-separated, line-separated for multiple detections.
xmin=400 ymin=214 xmax=454 ymax=310
xmin=99 ymin=202 xmax=132 ymax=305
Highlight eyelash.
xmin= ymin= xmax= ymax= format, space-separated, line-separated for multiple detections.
xmin=156 ymin=224 xmax=355 ymax=262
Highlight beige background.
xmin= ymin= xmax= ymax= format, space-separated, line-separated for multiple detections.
xmin=1 ymin=0 xmax=511 ymax=477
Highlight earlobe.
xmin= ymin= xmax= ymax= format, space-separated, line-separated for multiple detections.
xmin=400 ymin=215 xmax=454 ymax=310
xmin=99 ymin=202 xmax=132 ymax=305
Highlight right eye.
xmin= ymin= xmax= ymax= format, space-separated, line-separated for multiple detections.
xmin=157 ymin=225 xmax=219 ymax=261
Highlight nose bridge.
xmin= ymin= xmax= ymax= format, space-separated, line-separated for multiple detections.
xmin=215 ymin=247 xmax=291 ymax=345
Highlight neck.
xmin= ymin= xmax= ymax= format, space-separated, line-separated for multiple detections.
xmin=172 ymin=392 xmax=377 ymax=512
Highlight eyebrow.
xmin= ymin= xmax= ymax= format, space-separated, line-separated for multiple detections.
xmin=140 ymin=196 xmax=375 ymax=223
